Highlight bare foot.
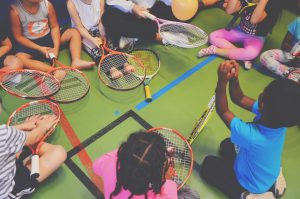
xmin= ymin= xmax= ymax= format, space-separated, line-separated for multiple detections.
xmin=123 ymin=63 xmax=135 ymax=74
xmin=110 ymin=67 xmax=123 ymax=80
xmin=72 ymin=59 xmax=95 ymax=70
xmin=53 ymin=69 xmax=67 ymax=82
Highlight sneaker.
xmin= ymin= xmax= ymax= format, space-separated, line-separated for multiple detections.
xmin=287 ymin=69 xmax=300 ymax=83
xmin=197 ymin=45 xmax=216 ymax=58
xmin=291 ymin=41 xmax=300 ymax=56
xmin=273 ymin=167 xmax=287 ymax=198
xmin=241 ymin=191 xmax=275 ymax=199
xmin=161 ymin=32 xmax=189 ymax=46
xmin=244 ymin=61 xmax=253 ymax=70
xmin=119 ymin=37 xmax=138 ymax=50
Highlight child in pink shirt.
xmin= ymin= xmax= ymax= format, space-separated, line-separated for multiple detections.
xmin=93 ymin=131 xmax=199 ymax=199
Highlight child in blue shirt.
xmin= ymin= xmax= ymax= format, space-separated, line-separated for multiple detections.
xmin=201 ymin=60 xmax=300 ymax=199
xmin=260 ymin=16 xmax=300 ymax=83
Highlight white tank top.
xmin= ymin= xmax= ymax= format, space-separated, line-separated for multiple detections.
xmin=71 ymin=0 xmax=101 ymax=31
xmin=14 ymin=0 xmax=50 ymax=40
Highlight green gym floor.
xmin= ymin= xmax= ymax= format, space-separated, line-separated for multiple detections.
xmin=1 ymin=7 xmax=299 ymax=199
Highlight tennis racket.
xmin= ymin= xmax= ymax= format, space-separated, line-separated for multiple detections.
xmin=0 ymin=69 xmax=60 ymax=99
xmin=187 ymin=95 xmax=215 ymax=144
xmin=48 ymin=53 xmax=90 ymax=103
xmin=225 ymin=0 xmax=258 ymax=31
xmin=98 ymin=39 xmax=146 ymax=91
xmin=147 ymin=127 xmax=193 ymax=190
xmin=7 ymin=100 xmax=61 ymax=179
xmin=143 ymin=12 xmax=208 ymax=48
xmin=128 ymin=49 xmax=160 ymax=101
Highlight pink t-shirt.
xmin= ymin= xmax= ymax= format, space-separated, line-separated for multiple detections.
xmin=93 ymin=150 xmax=178 ymax=199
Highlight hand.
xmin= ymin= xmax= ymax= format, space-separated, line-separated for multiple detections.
xmin=132 ymin=4 xmax=148 ymax=19
xmin=36 ymin=115 xmax=58 ymax=132
xmin=39 ymin=46 xmax=54 ymax=59
xmin=218 ymin=60 xmax=239 ymax=82
xmin=165 ymin=158 xmax=176 ymax=180
xmin=53 ymin=48 xmax=59 ymax=59
xmin=15 ymin=115 xmax=43 ymax=131
xmin=92 ymin=37 xmax=103 ymax=47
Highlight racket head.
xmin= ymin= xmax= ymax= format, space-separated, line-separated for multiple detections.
xmin=128 ymin=49 xmax=160 ymax=79
xmin=48 ymin=67 xmax=90 ymax=103
xmin=147 ymin=127 xmax=194 ymax=190
xmin=0 ymin=70 xmax=60 ymax=99
xmin=7 ymin=99 xmax=61 ymax=135
xmin=98 ymin=41 xmax=146 ymax=91
xmin=159 ymin=22 xmax=208 ymax=48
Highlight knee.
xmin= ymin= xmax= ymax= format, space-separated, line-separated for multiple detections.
xmin=201 ymin=156 xmax=217 ymax=178
xmin=260 ymin=50 xmax=275 ymax=66
xmin=4 ymin=56 xmax=23 ymax=70
xmin=66 ymin=28 xmax=81 ymax=39
xmin=52 ymin=145 xmax=67 ymax=163
xmin=208 ymin=30 xmax=223 ymax=44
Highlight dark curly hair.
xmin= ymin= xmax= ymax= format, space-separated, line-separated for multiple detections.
xmin=110 ymin=131 xmax=169 ymax=199
xmin=261 ymin=79 xmax=300 ymax=128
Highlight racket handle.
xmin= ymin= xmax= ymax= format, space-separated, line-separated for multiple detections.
xmin=225 ymin=14 xmax=239 ymax=31
xmin=143 ymin=11 xmax=156 ymax=21
xmin=48 ymin=52 xmax=56 ymax=60
xmin=30 ymin=154 xmax=40 ymax=179
xmin=145 ymin=85 xmax=152 ymax=102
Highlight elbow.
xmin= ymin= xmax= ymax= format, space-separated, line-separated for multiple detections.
xmin=225 ymin=9 xmax=236 ymax=15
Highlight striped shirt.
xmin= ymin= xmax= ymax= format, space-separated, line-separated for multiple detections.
xmin=0 ymin=125 xmax=26 ymax=199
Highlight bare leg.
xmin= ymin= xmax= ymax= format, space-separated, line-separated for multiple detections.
xmin=60 ymin=28 xmax=95 ymax=70
xmin=25 ymin=143 xmax=67 ymax=182
xmin=16 ymin=53 xmax=53 ymax=72
xmin=3 ymin=55 xmax=23 ymax=70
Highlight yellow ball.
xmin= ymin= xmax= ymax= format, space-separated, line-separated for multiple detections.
xmin=172 ymin=0 xmax=199 ymax=21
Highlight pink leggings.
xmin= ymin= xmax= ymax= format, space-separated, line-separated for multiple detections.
xmin=209 ymin=28 xmax=265 ymax=61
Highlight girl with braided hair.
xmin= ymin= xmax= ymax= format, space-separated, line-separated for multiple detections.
xmin=93 ymin=131 xmax=199 ymax=199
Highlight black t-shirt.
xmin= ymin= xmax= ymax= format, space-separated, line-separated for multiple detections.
xmin=239 ymin=0 xmax=274 ymax=37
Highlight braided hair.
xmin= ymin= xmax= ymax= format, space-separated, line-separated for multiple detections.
xmin=110 ymin=131 xmax=169 ymax=199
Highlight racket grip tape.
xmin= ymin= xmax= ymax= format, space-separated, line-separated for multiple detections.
xmin=145 ymin=85 xmax=152 ymax=102
xmin=30 ymin=154 xmax=40 ymax=179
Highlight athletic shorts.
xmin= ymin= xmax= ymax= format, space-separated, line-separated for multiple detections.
xmin=14 ymin=33 xmax=54 ymax=61
xmin=8 ymin=149 xmax=38 ymax=199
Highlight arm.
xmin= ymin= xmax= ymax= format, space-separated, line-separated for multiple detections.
xmin=281 ymin=32 xmax=295 ymax=52
xmin=216 ymin=61 xmax=237 ymax=128
xmin=229 ymin=77 xmax=256 ymax=112
xmin=48 ymin=1 xmax=60 ymax=57
xmin=98 ymin=0 xmax=106 ymax=37
xmin=225 ymin=0 xmax=241 ymax=15
xmin=67 ymin=0 xmax=100 ymax=46
xmin=250 ymin=0 xmax=268 ymax=25
xmin=10 ymin=7 xmax=47 ymax=55
xmin=0 ymin=37 xmax=12 ymax=58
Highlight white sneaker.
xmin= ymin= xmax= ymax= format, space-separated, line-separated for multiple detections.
xmin=119 ymin=37 xmax=138 ymax=49
xmin=161 ymin=32 xmax=189 ymax=46
xmin=291 ymin=41 xmax=300 ymax=56
xmin=241 ymin=191 xmax=275 ymax=199
xmin=244 ymin=61 xmax=253 ymax=70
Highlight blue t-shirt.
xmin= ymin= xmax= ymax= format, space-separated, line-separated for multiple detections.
xmin=288 ymin=17 xmax=300 ymax=45
xmin=230 ymin=101 xmax=287 ymax=194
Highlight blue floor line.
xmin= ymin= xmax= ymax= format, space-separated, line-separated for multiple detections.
xmin=135 ymin=56 xmax=217 ymax=111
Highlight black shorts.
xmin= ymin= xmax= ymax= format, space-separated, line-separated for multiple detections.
xmin=8 ymin=155 xmax=37 ymax=199
xmin=14 ymin=33 xmax=54 ymax=62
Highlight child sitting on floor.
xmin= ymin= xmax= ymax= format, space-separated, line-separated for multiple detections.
xmin=201 ymin=60 xmax=300 ymax=199
xmin=10 ymin=0 xmax=94 ymax=73
xmin=198 ymin=0 xmax=282 ymax=70
xmin=93 ymin=131 xmax=199 ymax=199
xmin=260 ymin=16 xmax=300 ymax=83
xmin=0 ymin=115 xmax=66 ymax=199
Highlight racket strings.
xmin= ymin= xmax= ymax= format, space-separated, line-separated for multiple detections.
xmin=1 ymin=71 xmax=59 ymax=98
xmin=9 ymin=102 xmax=59 ymax=126
xmin=49 ymin=69 xmax=89 ymax=103
xmin=100 ymin=54 xmax=145 ymax=90
xmin=154 ymin=129 xmax=192 ymax=186
xmin=129 ymin=51 xmax=159 ymax=76
xmin=160 ymin=23 xmax=208 ymax=48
